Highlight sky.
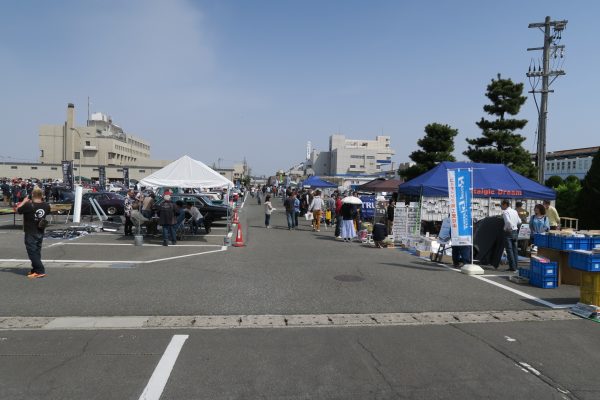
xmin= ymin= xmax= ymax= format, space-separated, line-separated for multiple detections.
xmin=1 ymin=0 xmax=598 ymax=176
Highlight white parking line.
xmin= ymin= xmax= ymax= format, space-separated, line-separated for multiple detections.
xmin=0 ymin=246 xmax=227 ymax=265
xmin=473 ymin=275 xmax=575 ymax=309
xmin=138 ymin=334 xmax=188 ymax=400
xmin=422 ymin=256 xmax=573 ymax=309
xmin=52 ymin=243 xmax=222 ymax=247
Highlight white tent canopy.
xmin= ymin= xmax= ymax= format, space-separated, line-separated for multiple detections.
xmin=139 ymin=155 xmax=234 ymax=189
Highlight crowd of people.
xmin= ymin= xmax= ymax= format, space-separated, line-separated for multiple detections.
xmin=254 ymin=185 xmax=395 ymax=245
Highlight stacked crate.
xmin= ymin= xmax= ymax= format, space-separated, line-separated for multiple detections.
xmin=529 ymin=257 xmax=558 ymax=289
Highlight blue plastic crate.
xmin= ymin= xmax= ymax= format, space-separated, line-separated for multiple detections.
xmin=568 ymin=251 xmax=600 ymax=272
xmin=547 ymin=235 xmax=589 ymax=251
xmin=530 ymin=258 xmax=558 ymax=277
xmin=575 ymin=237 xmax=592 ymax=251
xmin=589 ymin=236 xmax=600 ymax=250
xmin=533 ymin=234 xmax=549 ymax=248
xmin=530 ymin=276 xmax=558 ymax=289
xmin=518 ymin=268 xmax=530 ymax=278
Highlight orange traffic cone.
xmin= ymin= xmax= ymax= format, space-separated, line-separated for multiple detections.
xmin=232 ymin=209 xmax=239 ymax=224
xmin=233 ymin=223 xmax=245 ymax=247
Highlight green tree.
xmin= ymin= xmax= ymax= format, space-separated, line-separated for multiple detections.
xmin=545 ymin=175 xmax=563 ymax=188
xmin=564 ymin=175 xmax=580 ymax=184
xmin=577 ymin=150 xmax=600 ymax=229
xmin=555 ymin=179 xmax=581 ymax=220
xmin=399 ymin=123 xmax=458 ymax=181
xmin=464 ymin=74 xmax=537 ymax=178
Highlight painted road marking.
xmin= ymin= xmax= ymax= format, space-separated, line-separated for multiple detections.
xmin=0 ymin=309 xmax=579 ymax=330
xmin=419 ymin=256 xmax=576 ymax=310
xmin=51 ymin=243 xmax=222 ymax=247
xmin=138 ymin=335 xmax=188 ymax=400
xmin=473 ymin=275 xmax=577 ymax=309
xmin=0 ymin=246 xmax=227 ymax=266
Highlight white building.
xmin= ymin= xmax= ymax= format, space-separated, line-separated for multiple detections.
xmin=544 ymin=146 xmax=598 ymax=180
xmin=304 ymin=134 xmax=395 ymax=176
xmin=0 ymin=103 xmax=170 ymax=182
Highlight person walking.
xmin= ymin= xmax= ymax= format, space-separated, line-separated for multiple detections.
xmin=334 ymin=195 xmax=343 ymax=238
xmin=17 ymin=187 xmax=51 ymax=278
xmin=159 ymin=194 xmax=177 ymax=246
xmin=543 ymin=200 xmax=560 ymax=230
xmin=340 ymin=200 xmax=357 ymax=242
xmin=284 ymin=191 xmax=296 ymax=230
xmin=294 ymin=193 xmax=300 ymax=228
xmin=264 ymin=195 xmax=273 ymax=228
xmin=309 ymin=190 xmax=324 ymax=232
xmin=501 ymin=199 xmax=521 ymax=272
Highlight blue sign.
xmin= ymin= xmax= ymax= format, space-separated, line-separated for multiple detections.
xmin=447 ymin=169 xmax=472 ymax=245
xmin=360 ymin=195 xmax=376 ymax=219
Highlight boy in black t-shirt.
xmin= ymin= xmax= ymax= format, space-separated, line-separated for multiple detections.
xmin=17 ymin=187 xmax=51 ymax=278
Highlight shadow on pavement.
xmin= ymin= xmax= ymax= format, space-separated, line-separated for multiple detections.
xmin=0 ymin=267 xmax=29 ymax=276
xmin=379 ymin=261 xmax=448 ymax=272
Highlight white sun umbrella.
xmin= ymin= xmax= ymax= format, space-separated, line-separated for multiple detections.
xmin=342 ymin=196 xmax=362 ymax=205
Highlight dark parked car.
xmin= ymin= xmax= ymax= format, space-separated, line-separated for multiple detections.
xmin=156 ymin=194 xmax=231 ymax=223
xmin=57 ymin=192 xmax=126 ymax=216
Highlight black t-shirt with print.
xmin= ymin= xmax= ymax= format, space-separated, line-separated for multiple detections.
xmin=18 ymin=201 xmax=51 ymax=235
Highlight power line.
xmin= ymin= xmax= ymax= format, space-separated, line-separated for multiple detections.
xmin=526 ymin=16 xmax=568 ymax=183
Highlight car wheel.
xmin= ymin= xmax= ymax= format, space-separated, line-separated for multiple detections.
xmin=107 ymin=206 xmax=117 ymax=215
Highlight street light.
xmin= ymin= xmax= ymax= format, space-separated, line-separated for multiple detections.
xmin=70 ymin=127 xmax=83 ymax=184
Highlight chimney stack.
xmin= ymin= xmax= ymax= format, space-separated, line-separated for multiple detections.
xmin=66 ymin=103 xmax=75 ymax=131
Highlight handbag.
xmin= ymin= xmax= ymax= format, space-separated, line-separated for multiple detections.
xmin=305 ymin=212 xmax=313 ymax=221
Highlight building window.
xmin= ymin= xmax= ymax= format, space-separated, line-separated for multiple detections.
xmin=117 ymin=169 xmax=123 ymax=172
xmin=367 ymin=156 xmax=375 ymax=159
xmin=10 ymin=166 xmax=17 ymax=169
xmin=31 ymin=166 xmax=37 ymax=170
xmin=138 ymin=169 xmax=145 ymax=173
xmin=74 ymin=152 xmax=80 ymax=160
xmin=93 ymin=168 xmax=99 ymax=172
xmin=350 ymin=164 xmax=356 ymax=168
xmin=51 ymin=167 xmax=57 ymax=170
xmin=40 ymin=150 xmax=44 ymax=158
xmin=85 ymin=141 xmax=91 ymax=146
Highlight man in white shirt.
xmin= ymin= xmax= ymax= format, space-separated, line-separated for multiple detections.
xmin=309 ymin=190 xmax=325 ymax=232
xmin=501 ymin=199 xmax=521 ymax=272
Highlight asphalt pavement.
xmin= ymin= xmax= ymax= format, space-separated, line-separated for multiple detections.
xmin=0 ymin=196 xmax=598 ymax=399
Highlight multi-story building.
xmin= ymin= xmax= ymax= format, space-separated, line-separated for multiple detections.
xmin=544 ymin=146 xmax=599 ymax=180
xmin=329 ymin=134 xmax=394 ymax=175
xmin=39 ymin=103 xmax=164 ymax=168
xmin=1 ymin=103 xmax=170 ymax=181
xmin=304 ymin=134 xmax=395 ymax=177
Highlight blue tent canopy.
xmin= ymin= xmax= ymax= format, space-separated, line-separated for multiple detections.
xmin=398 ymin=162 xmax=555 ymax=200
xmin=301 ymin=176 xmax=337 ymax=189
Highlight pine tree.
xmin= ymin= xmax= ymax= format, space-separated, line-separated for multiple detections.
xmin=464 ymin=74 xmax=536 ymax=178
xmin=577 ymin=150 xmax=600 ymax=229
xmin=400 ymin=123 xmax=458 ymax=181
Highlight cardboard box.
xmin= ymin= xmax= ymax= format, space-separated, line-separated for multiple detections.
xmin=416 ymin=250 xmax=431 ymax=258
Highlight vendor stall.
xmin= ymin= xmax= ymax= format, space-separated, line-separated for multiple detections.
xmin=397 ymin=161 xmax=555 ymax=222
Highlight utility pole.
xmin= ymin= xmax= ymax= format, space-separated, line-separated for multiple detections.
xmin=527 ymin=16 xmax=567 ymax=183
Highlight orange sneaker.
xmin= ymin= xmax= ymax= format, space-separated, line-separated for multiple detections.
xmin=27 ymin=273 xmax=47 ymax=279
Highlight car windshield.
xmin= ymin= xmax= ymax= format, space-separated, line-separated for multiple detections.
xmin=200 ymin=195 xmax=214 ymax=205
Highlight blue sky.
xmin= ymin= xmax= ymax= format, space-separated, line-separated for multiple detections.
xmin=1 ymin=0 xmax=598 ymax=175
